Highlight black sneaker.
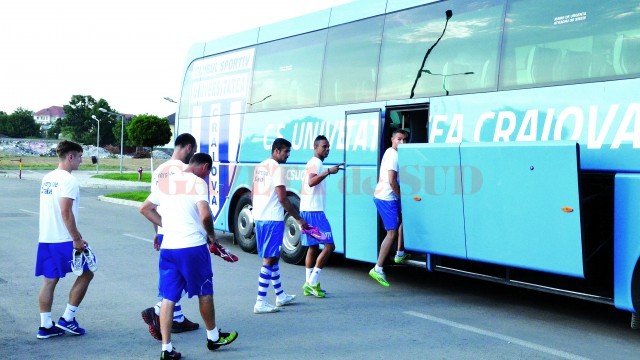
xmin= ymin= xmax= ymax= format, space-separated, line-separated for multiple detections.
xmin=160 ymin=348 xmax=181 ymax=360
xmin=171 ymin=316 xmax=199 ymax=333
xmin=207 ymin=329 xmax=238 ymax=350
xmin=141 ymin=307 xmax=162 ymax=341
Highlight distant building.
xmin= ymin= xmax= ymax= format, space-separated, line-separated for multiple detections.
xmin=34 ymin=106 xmax=65 ymax=125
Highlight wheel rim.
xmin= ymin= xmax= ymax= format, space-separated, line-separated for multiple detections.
xmin=282 ymin=215 xmax=301 ymax=252
xmin=237 ymin=205 xmax=254 ymax=238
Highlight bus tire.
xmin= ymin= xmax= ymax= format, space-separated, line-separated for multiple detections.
xmin=281 ymin=195 xmax=307 ymax=265
xmin=234 ymin=193 xmax=257 ymax=253
xmin=631 ymin=313 xmax=640 ymax=330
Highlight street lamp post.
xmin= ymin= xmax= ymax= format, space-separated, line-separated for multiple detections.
xmin=91 ymin=115 xmax=101 ymax=174
xmin=99 ymin=108 xmax=125 ymax=175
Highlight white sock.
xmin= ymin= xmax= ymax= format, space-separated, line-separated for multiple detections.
xmin=162 ymin=342 xmax=173 ymax=352
xmin=374 ymin=264 xmax=384 ymax=273
xmin=207 ymin=327 xmax=219 ymax=341
xmin=305 ymin=268 xmax=313 ymax=283
xmin=62 ymin=304 xmax=78 ymax=321
xmin=154 ymin=301 xmax=162 ymax=316
xmin=396 ymin=250 xmax=405 ymax=257
xmin=309 ymin=268 xmax=322 ymax=286
xmin=40 ymin=312 xmax=52 ymax=328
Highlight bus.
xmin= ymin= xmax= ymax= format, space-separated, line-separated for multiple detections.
xmin=174 ymin=0 xmax=640 ymax=326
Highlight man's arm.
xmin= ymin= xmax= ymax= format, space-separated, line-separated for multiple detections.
xmin=60 ymin=197 xmax=85 ymax=251
xmin=196 ymin=200 xmax=217 ymax=245
xmin=388 ymin=169 xmax=400 ymax=197
xmin=307 ymin=164 xmax=341 ymax=187
xmin=140 ymin=200 xmax=162 ymax=228
xmin=276 ymin=185 xmax=307 ymax=228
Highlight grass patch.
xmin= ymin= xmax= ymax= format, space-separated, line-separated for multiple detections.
xmin=104 ymin=191 xmax=150 ymax=202
xmin=93 ymin=173 xmax=152 ymax=183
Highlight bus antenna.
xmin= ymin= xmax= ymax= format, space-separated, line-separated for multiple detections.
xmin=409 ymin=10 xmax=453 ymax=99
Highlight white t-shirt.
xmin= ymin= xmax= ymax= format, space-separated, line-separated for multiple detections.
xmin=252 ymin=158 xmax=285 ymax=221
xmin=39 ymin=169 xmax=80 ymax=243
xmin=151 ymin=159 xmax=188 ymax=235
xmin=374 ymin=147 xmax=399 ymax=201
xmin=300 ymin=156 xmax=325 ymax=212
xmin=147 ymin=171 xmax=209 ymax=249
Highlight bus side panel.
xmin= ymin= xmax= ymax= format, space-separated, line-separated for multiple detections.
xmin=461 ymin=142 xmax=584 ymax=277
xmin=399 ymin=143 xmax=467 ymax=258
xmin=613 ymin=174 xmax=640 ymax=312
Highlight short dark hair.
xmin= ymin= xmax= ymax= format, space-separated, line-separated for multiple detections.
xmin=174 ymin=133 xmax=197 ymax=148
xmin=56 ymin=140 xmax=83 ymax=159
xmin=272 ymin=138 xmax=291 ymax=153
xmin=189 ymin=152 xmax=212 ymax=169
xmin=314 ymin=135 xmax=328 ymax=147
xmin=391 ymin=128 xmax=409 ymax=139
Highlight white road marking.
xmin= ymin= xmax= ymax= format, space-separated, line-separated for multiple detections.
xmin=404 ymin=311 xmax=591 ymax=360
xmin=123 ymin=233 xmax=153 ymax=243
xmin=19 ymin=209 xmax=39 ymax=215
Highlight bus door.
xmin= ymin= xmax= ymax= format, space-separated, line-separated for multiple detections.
xmin=343 ymin=109 xmax=381 ymax=263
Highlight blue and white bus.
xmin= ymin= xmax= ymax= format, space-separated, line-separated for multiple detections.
xmin=174 ymin=0 xmax=640 ymax=326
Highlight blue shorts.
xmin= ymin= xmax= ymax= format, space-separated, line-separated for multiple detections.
xmin=158 ymin=244 xmax=213 ymax=302
xmin=157 ymin=234 xmax=163 ymax=246
xmin=373 ymin=198 xmax=401 ymax=230
xmin=300 ymin=211 xmax=334 ymax=246
xmin=255 ymin=221 xmax=284 ymax=258
xmin=35 ymin=242 xmax=89 ymax=279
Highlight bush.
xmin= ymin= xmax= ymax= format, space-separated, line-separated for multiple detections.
xmin=104 ymin=144 xmax=119 ymax=155
xmin=133 ymin=149 xmax=150 ymax=159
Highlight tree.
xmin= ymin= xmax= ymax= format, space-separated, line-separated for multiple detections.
xmin=59 ymin=95 xmax=117 ymax=145
xmin=126 ymin=114 xmax=172 ymax=149
xmin=0 ymin=108 xmax=40 ymax=138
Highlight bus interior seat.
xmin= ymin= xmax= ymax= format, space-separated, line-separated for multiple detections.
xmin=526 ymin=46 xmax=562 ymax=84
xmin=442 ymin=62 xmax=471 ymax=94
xmin=559 ymin=50 xmax=592 ymax=81
xmin=478 ymin=59 xmax=496 ymax=88
xmin=613 ymin=35 xmax=640 ymax=75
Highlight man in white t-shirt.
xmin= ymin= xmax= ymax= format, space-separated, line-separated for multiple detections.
xmin=300 ymin=135 xmax=342 ymax=298
xmin=140 ymin=133 xmax=200 ymax=340
xmin=140 ymin=153 xmax=238 ymax=359
xmin=35 ymin=140 xmax=95 ymax=339
xmin=251 ymin=138 xmax=308 ymax=314
xmin=369 ymin=129 xmax=410 ymax=287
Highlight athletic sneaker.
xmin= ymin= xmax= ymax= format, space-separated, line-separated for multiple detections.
xmin=83 ymin=246 xmax=98 ymax=272
xmin=141 ymin=307 xmax=162 ymax=341
xmin=206 ymin=329 xmax=239 ymax=350
xmin=71 ymin=249 xmax=83 ymax=276
xmin=37 ymin=322 xmax=65 ymax=339
xmin=253 ymin=302 xmax=280 ymax=314
xmin=369 ymin=268 xmax=390 ymax=287
xmin=275 ymin=293 xmax=296 ymax=307
xmin=302 ymin=282 xmax=327 ymax=296
xmin=55 ymin=317 xmax=85 ymax=335
xmin=209 ymin=243 xmax=239 ymax=262
xmin=394 ymin=253 xmax=411 ymax=264
xmin=302 ymin=282 xmax=326 ymax=298
xmin=302 ymin=225 xmax=327 ymax=241
xmin=160 ymin=348 xmax=181 ymax=360
xmin=172 ymin=317 xmax=199 ymax=333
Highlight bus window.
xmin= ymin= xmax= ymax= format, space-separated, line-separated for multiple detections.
xmin=377 ymin=0 xmax=504 ymax=100
xmin=500 ymin=0 xmax=640 ymax=89
xmin=384 ymin=108 xmax=429 ymax=148
xmin=320 ymin=16 xmax=384 ymax=105
xmin=249 ymin=30 xmax=326 ymax=112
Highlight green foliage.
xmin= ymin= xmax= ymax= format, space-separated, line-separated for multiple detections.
xmin=93 ymin=173 xmax=152 ymax=182
xmin=0 ymin=108 xmax=40 ymax=138
xmin=104 ymin=191 xmax=151 ymax=202
xmin=126 ymin=114 xmax=172 ymax=148
xmin=59 ymin=95 xmax=117 ymax=145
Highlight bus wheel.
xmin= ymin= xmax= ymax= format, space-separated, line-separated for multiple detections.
xmin=234 ymin=193 xmax=256 ymax=253
xmin=281 ymin=195 xmax=307 ymax=264
xmin=632 ymin=313 xmax=640 ymax=330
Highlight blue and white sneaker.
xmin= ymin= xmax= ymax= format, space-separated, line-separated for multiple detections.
xmin=83 ymin=246 xmax=98 ymax=272
xmin=71 ymin=250 xmax=84 ymax=276
xmin=37 ymin=322 xmax=65 ymax=339
xmin=56 ymin=317 xmax=86 ymax=335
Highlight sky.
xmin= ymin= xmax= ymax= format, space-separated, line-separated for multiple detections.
xmin=0 ymin=0 xmax=351 ymax=117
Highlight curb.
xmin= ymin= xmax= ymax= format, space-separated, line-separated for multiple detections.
xmin=98 ymin=195 xmax=143 ymax=208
